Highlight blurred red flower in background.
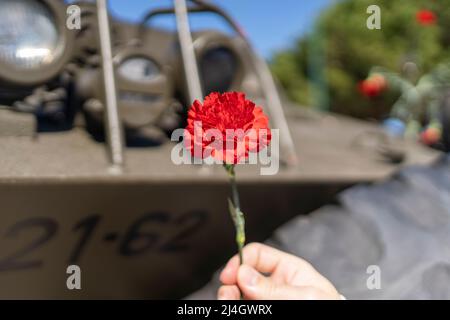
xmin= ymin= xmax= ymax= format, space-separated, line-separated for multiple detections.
xmin=420 ymin=126 xmax=441 ymax=145
xmin=185 ymin=92 xmax=271 ymax=164
xmin=416 ymin=10 xmax=437 ymax=25
xmin=358 ymin=74 xmax=387 ymax=98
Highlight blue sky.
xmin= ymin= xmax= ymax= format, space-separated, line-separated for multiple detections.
xmin=108 ymin=0 xmax=333 ymax=58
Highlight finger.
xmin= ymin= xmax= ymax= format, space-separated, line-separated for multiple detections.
xmin=221 ymin=243 xmax=291 ymax=285
xmin=219 ymin=255 xmax=240 ymax=285
xmin=237 ymin=265 xmax=339 ymax=300
xmin=243 ymin=244 xmax=337 ymax=293
xmin=217 ymin=285 xmax=241 ymax=300
xmin=221 ymin=243 xmax=336 ymax=295
xmin=240 ymin=243 xmax=295 ymax=274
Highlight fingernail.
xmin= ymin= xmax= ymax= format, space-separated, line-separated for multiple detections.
xmin=239 ymin=265 xmax=259 ymax=287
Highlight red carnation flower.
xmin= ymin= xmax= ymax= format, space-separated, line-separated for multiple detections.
xmin=184 ymin=92 xmax=271 ymax=164
xmin=358 ymin=74 xmax=387 ymax=98
xmin=420 ymin=126 xmax=441 ymax=145
xmin=416 ymin=10 xmax=436 ymax=25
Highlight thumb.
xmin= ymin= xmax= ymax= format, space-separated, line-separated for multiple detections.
xmin=237 ymin=265 xmax=336 ymax=300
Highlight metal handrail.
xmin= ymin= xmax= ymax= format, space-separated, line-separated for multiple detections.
xmin=97 ymin=0 xmax=125 ymax=171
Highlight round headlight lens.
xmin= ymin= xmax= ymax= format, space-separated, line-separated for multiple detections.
xmin=0 ymin=0 xmax=60 ymax=70
xmin=199 ymin=46 xmax=238 ymax=94
xmin=117 ymin=57 xmax=160 ymax=83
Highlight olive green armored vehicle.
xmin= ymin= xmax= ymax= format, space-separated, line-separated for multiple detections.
xmin=0 ymin=0 xmax=439 ymax=299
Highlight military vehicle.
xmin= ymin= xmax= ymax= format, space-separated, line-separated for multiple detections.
xmin=0 ymin=0 xmax=440 ymax=299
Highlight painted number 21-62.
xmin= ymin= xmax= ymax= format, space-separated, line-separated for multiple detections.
xmin=0 ymin=210 xmax=208 ymax=272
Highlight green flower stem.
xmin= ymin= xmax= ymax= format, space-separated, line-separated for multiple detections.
xmin=224 ymin=164 xmax=245 ymax=266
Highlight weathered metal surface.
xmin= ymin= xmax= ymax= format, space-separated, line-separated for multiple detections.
xmin=0 ymin=180 xmax=343 ymax=299
xmin=0 ymin=109 xmax=36 ymax=137
xmin=0 ymin=108 xmax=439 ymax=181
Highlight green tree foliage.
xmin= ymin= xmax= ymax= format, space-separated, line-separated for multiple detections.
xmin=271 ymin=0 xmax=450 ymax=119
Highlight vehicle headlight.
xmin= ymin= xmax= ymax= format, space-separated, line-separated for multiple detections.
xmin=0 ymin=0 xmax=73 ymax=86
xmin=0 ymin=0 xmax=59 ymax=69
xmin=111 ymin=48 xmax=172 ymax=128
xmin=199 ymin=46 xmax=239 ymax=94
xmin=117 ymin=57 xmax=160 ymax=83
